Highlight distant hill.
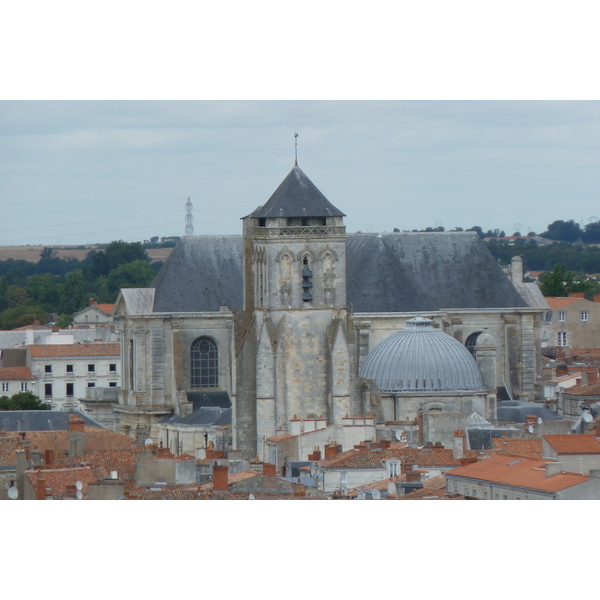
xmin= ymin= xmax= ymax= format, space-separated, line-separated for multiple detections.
xmin=0 ymin=245 xmax=172 ymax=264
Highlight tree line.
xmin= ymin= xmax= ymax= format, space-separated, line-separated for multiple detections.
xmin=0 ymin=241 xmax=161 ymax=330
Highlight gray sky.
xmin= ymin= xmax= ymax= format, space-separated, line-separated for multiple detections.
xmin=2 ymin=100 xmax=600 ymax=246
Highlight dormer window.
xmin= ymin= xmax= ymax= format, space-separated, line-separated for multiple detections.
xmin=258 ymin=218 xmax=267 ymax=227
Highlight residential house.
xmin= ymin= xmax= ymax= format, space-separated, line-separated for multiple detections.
xmin=542 ymin=294 xmax=600 ymax=349
xmin=73 ymin=300 xmax=116 ymax=325
xmin=26 ymin=342 xmax=120 ymax=411
xmin=541 ymin=434 xmax=600 ymax=474
xmin=445 ymin=453 xmax=600 ymax=499
xmin=0 ymin=366 xmax=35 ymax=397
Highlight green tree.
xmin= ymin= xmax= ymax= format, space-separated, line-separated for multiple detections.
xmin=107 ymin=260 xmax=155 ymax=295
xmin=39 ymin=247 xmax=56 ymax=259
xmin=0 ymin=391 xmax=51 ymax=411
xmin=5 ymin=285 xmax=29 ymax=308
xmin=0 ymin=304 xmax=48 ymax=329
xmin=540 ymin=263 xmax=593 ymax=297
xmin=89 ymin=241 xmax=149 ymax=278
xmin=56 ymin=313 xmax=74 ymax=328
xmin=542 ymin=220 xmax=583 ymax=243
xmin=60 ymin=269 xmax=87 ymax=315
xmin=25 ymin=273 xmax=64 ymax=310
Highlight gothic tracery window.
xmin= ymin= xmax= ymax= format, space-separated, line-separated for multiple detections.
xmin=191 ymin=337 xmax=218 ymax=388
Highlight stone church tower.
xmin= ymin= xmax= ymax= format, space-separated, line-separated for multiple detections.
xmin=236 ymin=163 xmax=356 ymax=460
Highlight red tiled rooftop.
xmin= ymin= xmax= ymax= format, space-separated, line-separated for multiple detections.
xmin=446 ymin=454 xmax=588 ymax=493
xmin=28 ymin=343 xmax=120 ymax=358
xmin=26 ymin=466 xmax=98 ymax=498
xmin=0 ymin=367 xmax=33 ymax=380
xmin=197 ymin=469 xmax=260 ymax=492
xmin=95 ymin=304 xmax=115 ymax=315
xmin=543 ymin=434 xmax=600 ymax=455
xmin=492 ymin=438 xmax=543 ymax=459
xmin=545 ymin=297 xmax=584 ymax=310
xmin=563 ymin=381 xmax=600 ymax=397
xmin=0 ymin=427 xmax=134 ymax=466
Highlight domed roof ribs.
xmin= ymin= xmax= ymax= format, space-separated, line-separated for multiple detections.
xmin=247 ymin=166 xmax=346 ymax=219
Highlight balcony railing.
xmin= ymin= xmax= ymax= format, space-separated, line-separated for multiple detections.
xmin=252 ymin=225 xmax=346 ymax=238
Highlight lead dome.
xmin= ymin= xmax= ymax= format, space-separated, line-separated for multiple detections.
xmin=359 ymin=317 xmax=485 ymax=393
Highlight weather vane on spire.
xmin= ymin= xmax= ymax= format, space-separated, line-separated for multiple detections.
xmin=294 ymin=132 xmax=298 ymax=166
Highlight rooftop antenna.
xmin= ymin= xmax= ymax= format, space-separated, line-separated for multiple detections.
xmin=185 ymin=197 xmax=194 ymax=236
xmin=294 ymin=132 xmax=298 ymax=166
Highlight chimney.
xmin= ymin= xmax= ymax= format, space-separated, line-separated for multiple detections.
xmin=594 ymin=294 xmax=600 ymax=304
xmin=453 ymin=430 xmax=465 ymax=460
xmin=69 ymin=414 xmax=85 ymax=458
xmin=290 ymin=415 xmax=302 ymax=436
xmin=213 ymin=464 xmax=229 ymax=492
xmin=294 ymin=483 xmax=306 ymax=497
xmin=263 ymin=463 xmax=277 ymax=477
xmin=308 ymin=447 xmax=322 ymax=461
xmin=44 ymin=449 xmax=54 ymax=466
xmin=511 ymin=256 xmax=523 ymax=283
xmin=324 ymin=443 xmax=338 ymax=460
xmin=568 ymin=292 xmax=585 ymax=299
xmin=89 ymin=297 xmax=95 ymax=306
xmin=37 ymin=475 xmax=47 ymax=500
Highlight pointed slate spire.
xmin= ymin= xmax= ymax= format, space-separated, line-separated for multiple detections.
xmin=248 ymin=166 xmax=345 ymax=219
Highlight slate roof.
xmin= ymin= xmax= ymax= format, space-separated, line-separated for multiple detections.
xmin=147 ymin=232 xmax=529 ymax=313
xmin=0 ymin=367 xmax=33 ymax=380
xmin=247 ymin=166 xmax=345 ymax=219
xmin=496 ymin=401 xmax=561 ymax=423
xmin=345 ymin=233 xmax=528 ymax=312
xmin=28 ymin=343 xmax=120 ymax=358
xmin=161 ymin=407 xmax=232 ymax=427
xmin=150 ymin=236 xmax=244 ymax=312
xmin=543 ymin=434 xmax=600 ymax=455
xmin=445 ymin=454 xmax=589 ymax=493
xmin=0 ymin=410 xmax=103 ymax=431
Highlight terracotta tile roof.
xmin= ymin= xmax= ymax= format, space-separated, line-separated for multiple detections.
xmin=0 ymin=367 xmax=33 ymax=380
xmin=446 ymin=454 xmax=589 ymax=493
xmin=563 ymin=381 xmax=600 ymax=397
xmin=175 ymin=453 xmax=196 ymax=461
xmin=26 ymin=466 xmax=98 ymax=499
xmin=197 ymin=469 xmax=260 ymax=492
xmin=319 ymin=449 xmax=389 ymax=469
xmin=83 ymin=449 xmax=137 ymax=479
xmin=543 ymin=434 xmax=600 ymax=454
xmin=0 ymin=427 xmax=134 ymax=466
xmin=492 ymin=438 xmax=543 ymax=459
xmin=28 ymin=343 xmax=120 ymax=358
xmin=423 ymin=474 xmax=447 ymax=490
xmin=95 ymin=304 xmax=115 ymax=315
xmin=267 ymin=433 xmax=293 ymax=442
xmin=319 ymin=447 xmax=499 ymax=470
xmin=545 ymin=297 xmax=583 ymax=310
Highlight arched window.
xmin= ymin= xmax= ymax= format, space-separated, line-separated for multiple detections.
xmin=465 ymin=331 xmax=483 ymax=358
xmin=191 ymin=337 xmax=218 ymax=388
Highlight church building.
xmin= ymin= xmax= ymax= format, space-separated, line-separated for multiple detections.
xmin=114 ymin=160 xmax=548 ymax=460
